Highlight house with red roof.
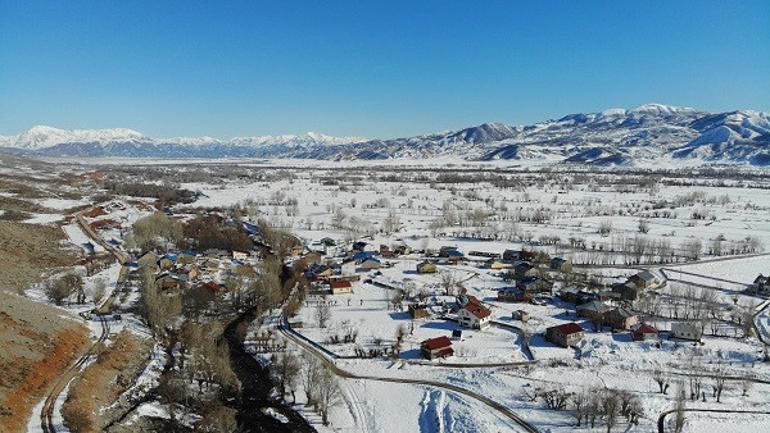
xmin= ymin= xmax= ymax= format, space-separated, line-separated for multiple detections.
xmin=329 ymin=279 xmax=353 ymax=295
xmin=545 ymin=322 xmax=584 ymax=348
xmin=632 ymin=323 xmax=659 ymax=341
xmin=458 ymin=303 xmax=491 ymax=329
xmin=420 ymin=336 xmax=454 ymax=360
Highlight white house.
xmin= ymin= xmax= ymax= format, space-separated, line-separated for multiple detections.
xmin=457 ymin=303 xmax=491 ymax=329
xmin=358 ymin=257 xmax=381 ymax=271
xmin=341 ymin=259 xmax=356 ymax=277
xmin=671 ymin=322 xmax=703 ymax=341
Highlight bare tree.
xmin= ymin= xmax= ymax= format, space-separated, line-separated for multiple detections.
xmin=303 ymin=355 xmax=322 ymax=407
xmin=653 ymin=369 xmax=670 ymax=394
xmin=331 ymin=207 xmax=347 ymax=229
xmin=393 ymin=324 xmax=407 ymax=357
xmin=602 ymin=391 xmax=619 ymax=433
xmin=439 ymin=271 xmax=460 ymax=296
xmin=383 ymin=208 xmax=400 ymax=234
xmin=741 ymin=377 xmax=753 ymax=397
xmin=316 ymin=298 xmax=331 ymax=328
xmin=131 ymin=212 xmax=183 ymax=250
xmin=673 ymin=383 xmax=687 ymax=433
xmin=586 ymin=392 xmax=601 ymax=428
xmin=638 ymin=219 xmax=650 ymax=234
xmin=46 ymin=272 xmax=82 ymax=305
xmin=91 ymin=278 xmax=106 ymax=305
xmin=196 ymin=404 xmax=238 ymax=433
xmin=681 ymin=238 xmax=703 ymax=261
xmin=711 ymin=370 xmax=727 ymax=403
xmin=272 ymin=351 xmax=301 ymax=402
xmin=139 ymin=268 xmax=182 ymax=340
xmin=570 ymin=391 xmax=589 ymax=426
xmin=598 ymin=220 xmax=613 ymax=237
xmin=314 ymin=363 xmax=342 ymax=425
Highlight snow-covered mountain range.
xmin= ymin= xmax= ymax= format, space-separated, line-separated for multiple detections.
xmin=3 ymin=103 xmax=770 ymax=166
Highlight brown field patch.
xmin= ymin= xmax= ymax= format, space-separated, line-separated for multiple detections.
xmin=62 ymin=330 xmax=152 ymax=433
xmin=0 ymin=325 xmax=88 ymax=433
xmin=0 ymin=221 xmax=76 ymax=293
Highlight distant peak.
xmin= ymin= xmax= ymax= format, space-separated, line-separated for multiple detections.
xmin=629 ymin=103 xmax=697 ymax=116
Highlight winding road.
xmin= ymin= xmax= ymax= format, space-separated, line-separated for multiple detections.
xmin=278 ymin=317 xmax=540 ymax=433
xmin=657 ymin=408 xmax=770 ymax=433
xmin=39 ymin=209 xmax=127 ymax=433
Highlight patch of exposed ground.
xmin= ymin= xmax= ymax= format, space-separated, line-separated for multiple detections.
xmin=0 ymin=291 xmax=89 ymax=433
xmin=0 ymin=221 xmax=76 ymax=293
xmin=62 ymin=330 xmax=153 ymax=433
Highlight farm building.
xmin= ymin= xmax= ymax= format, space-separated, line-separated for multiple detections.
xmin=632 ymin=323 xmax=659 ymax=341
xmin=484 ymin=259 xmax=507 ymax=270
xmin=340 ymin=259 xmax=357 ymax=276
xmin=497 ymin=287 xmax=530 ymax=303
xmin=612 ymin=281 xmax=645 ymax=301
xmin=420 ymin=336 xmax=453 ymax=360
xmin=671 ymin=322 xmax=703 ymax=341
xmin=628 ymin=271 xmax=658 ymax=289
xmin=750 ymin=274 xmax=770 ymax=295
xmin=502 ymin=249 xmax=520 ymax=262
xmin=329 ymin=279 xmax=353 ymax=295
xmin=512 ymin=310 xmax=530 ymax=322
xmin=517 ymin=276 xmax=553 ymax=294
xmin=359 ymin=257 xmax=381 ymax=270
xmin=576 ymin=300 xmax=611 ymax=320
xmin=545 ymin=323 xmax=584 ymax=348
xmin=550 ymin=257 xmax=571 ymax=272
xmin=513 ymin=261 xmax=538 ymax=278
xmin=416 ymin=261 xmax=437 ymax=274
xmin=603 ymin=308 xmax=639 ymax=330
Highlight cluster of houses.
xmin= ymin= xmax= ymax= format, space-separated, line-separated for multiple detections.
xmin=537 ymin=270 xmax=668 ymax=347
xmin=417 ymin=295 xmax=492 ymax=361
xmin=492 ymin=252 xmax=566 ymax=303
xmin=130 ymin=248 xmax=252 ymax=295
xmin=414 ymin=246 xmax=471 ymax=274
xmin=543 ymin=319 xmax=666 ymax=348
xmin=610 ymin=270 xmax=659 ymax=301
xmin=298 ymin=239 xmax=698 ymax=361
xmin=302 ymin=239 xmax=455 ymax=296
xmin=538 ymin=270 xmax=706 ymax=347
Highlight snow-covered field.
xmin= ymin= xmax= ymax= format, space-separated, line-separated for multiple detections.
xmin=21 ymin=162 xmax=767 ymax=433
xmin=175 ymin=165 xmax=770 ymax=433
xmin=669 ymin=255 xmax=770 ymax=285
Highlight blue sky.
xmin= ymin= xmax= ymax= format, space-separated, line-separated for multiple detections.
xmin=1 ymin=0 xmax=768 ymax=139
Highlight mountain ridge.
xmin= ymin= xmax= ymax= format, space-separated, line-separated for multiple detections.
xmin=3 ymin=104 xmax=769 ymax=166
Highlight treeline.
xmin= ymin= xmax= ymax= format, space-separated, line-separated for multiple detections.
xmin=182 ymin=214 xmax=253 ymax=253
xmin=136 ymin=267 xmax=240 ymax=432
xmin=522 ymin=385 xmax=643 ymax=431
xmin=103 ymin=181 xmax=198 ymax=207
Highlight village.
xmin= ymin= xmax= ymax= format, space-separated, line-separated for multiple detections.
xmin=68 ymin=164 xmax=770 ymax=433
xmin=6 ymin=161 xmax=770 ymax=433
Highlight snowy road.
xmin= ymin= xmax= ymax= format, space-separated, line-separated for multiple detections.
xmin=279 ymin=317 xmax=540 ymax=433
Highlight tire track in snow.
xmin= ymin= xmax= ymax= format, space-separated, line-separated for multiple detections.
xmin=339 ymin=379 xmax=373 ymax=433
xmin=419 ymin=389 xmax=446 ymax=433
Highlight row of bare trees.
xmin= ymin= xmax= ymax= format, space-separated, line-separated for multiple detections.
xmin=635 ymin=286 xmax=756 ymax=338
xmin=522 ymin=386 xmax=643 ymax=431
